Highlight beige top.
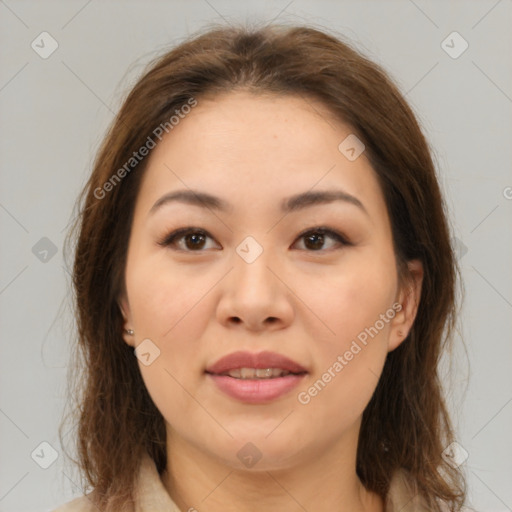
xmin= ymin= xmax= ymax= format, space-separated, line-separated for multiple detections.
xmin=53 ymin=453 xmax=430 ymax=511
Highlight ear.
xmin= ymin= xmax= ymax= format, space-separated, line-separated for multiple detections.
xmin=388 ymin=259 xmax=423 ymax=352
xmin=118 ymin=295 xmax=135 ymax=347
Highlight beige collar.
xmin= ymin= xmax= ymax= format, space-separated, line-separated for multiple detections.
xmin=384 ymin=467 xmax=431 ymax=511
xmin=134 ymin=453 xmax=430 ymax=512
xmin=54 ymin=452 xmax=432 ymax=511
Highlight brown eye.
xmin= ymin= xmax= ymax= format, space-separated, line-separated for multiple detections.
xmin=294 ymin=228 xmax=350 ymax=251
xmin=158 ymin=228 xmax=220 ymax=251
xmin=183 ymin=232 xmax=207 ymax=250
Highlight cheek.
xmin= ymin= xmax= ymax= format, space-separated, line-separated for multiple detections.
xmin=127 ymin=263 xmax=216 ymax=425
xmin=296 ymin=248 xmax=397 ymax=346
xmin=126 ymin=252 xmax=213 ymax=341
xmin=293 ymin=249 xmax=396 ymax=412
xmin=124 ymin=253 xmax=218 ymax=402
xmin=294 ymin=283 xmax=393 ymax=433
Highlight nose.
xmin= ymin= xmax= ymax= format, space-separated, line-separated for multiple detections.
xmin=215 ymin=247 xmax=294 ymax=332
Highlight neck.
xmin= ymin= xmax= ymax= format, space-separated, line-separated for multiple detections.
xmin=161 ymin=425 xmax=383 ymax=512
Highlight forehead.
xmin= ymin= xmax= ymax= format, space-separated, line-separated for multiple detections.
xmin=158 ymin=91 xmax=348 ymax=166
xmin=135 ymin=91 xmax=387 ymax=220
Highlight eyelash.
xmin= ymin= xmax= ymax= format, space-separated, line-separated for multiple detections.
xmin=157 ymin=226 xmax=352 ymax=253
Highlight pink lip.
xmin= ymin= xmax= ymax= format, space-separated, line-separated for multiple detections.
xmin=205 ymin=350 xmax=308 ymax=404
xmin=205 ymin=350 xmax=307 ymax=374
xmin=207 ymin=374 xmax=306 ymax=403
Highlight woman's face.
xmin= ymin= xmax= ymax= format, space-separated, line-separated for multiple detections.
xmin=120 ymin=91 xmax=422 ymax=470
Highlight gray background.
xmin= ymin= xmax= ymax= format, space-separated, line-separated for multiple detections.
xmin=1 ymin=1 xmax=511 ymax=511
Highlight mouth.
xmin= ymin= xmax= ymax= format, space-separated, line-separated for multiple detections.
xmin=205 ymin=351 xmax=308 ymax=403
xmin=205 ymin=350 xmax=308 ymax=375
xmin=214 ymin=367 xmax=306 ymax=379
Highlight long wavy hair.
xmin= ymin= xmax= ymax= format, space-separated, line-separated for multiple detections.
xmin=61 ymin=22 xmax=466 ymax=511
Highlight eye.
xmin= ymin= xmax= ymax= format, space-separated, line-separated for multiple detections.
xmin=158 ymin=226 xmax=351 ymax=253
xmin=293 ymin=227 xmax=350 ymax=252
xmin=157 ymin=227 xmax=220 ymax=251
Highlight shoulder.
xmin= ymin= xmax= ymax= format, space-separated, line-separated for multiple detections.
xmin=51 ymin=453 xmax=181 ymax=512
xmin=386 ymin=468 xmax=431 ymax=511
xmin=385 ymin=468 xmax=453 ymax=511
xmin=51 ymin=495 xmax=98 ymax=512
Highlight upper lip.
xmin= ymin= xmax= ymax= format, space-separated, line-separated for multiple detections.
xmin=206 ymin=351 xmax=308 ymax=375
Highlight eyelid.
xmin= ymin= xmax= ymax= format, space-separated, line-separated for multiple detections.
xmin=157 ymin=227 xmax=219 ymax=250
xmin=295 ymin=226 xmax=351 ymax=247
xmin=157 ymin=226 xmax=352 ymax=251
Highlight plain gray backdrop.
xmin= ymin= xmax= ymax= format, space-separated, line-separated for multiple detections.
xmin=0 ymin=1 xmax=511 ymax=511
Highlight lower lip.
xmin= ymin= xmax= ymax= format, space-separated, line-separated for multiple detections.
xmin=207 ymin=373 xmax=306 ymax=404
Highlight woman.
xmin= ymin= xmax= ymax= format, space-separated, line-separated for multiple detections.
xmin=55 ymin=23 xmax=466 ymax=511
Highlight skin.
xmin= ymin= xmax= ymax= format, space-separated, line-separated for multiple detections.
xmin=119 ymin=91 xmax=423 ymax=512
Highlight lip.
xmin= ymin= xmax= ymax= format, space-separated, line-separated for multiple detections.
xmin=205 ymin=350 xmax=308 ymax=375
xmin=205 ymin=350 xmax=308 ymax=404
xmin=207 ymin=374 xmax=306 ymax=404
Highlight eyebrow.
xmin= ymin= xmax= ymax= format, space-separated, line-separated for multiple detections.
xmin=149 ymin=189 xmax=368 ymax=216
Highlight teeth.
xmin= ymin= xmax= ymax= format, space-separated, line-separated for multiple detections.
xmin=224 ymin=368 xmax=291 ymax=379
xmin=256 ymin=368 xmax=273 ymax=378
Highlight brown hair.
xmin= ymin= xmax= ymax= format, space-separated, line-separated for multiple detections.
xmin=61 ymin=22 xmax=466 ymax=511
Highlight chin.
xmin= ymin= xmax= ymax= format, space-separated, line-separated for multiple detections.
xmin=202 ymin=428 xmax=313 ymax=472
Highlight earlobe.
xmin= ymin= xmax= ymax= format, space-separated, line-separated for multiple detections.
xmin=388 ymin=259 xmax=424 ymax=352
xmin=118 ymin=296 xmax=135 ymax=347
